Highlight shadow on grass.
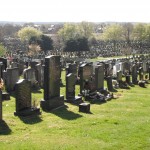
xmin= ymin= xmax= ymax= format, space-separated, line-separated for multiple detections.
xmin=119 ymin=86 xmax=131 ymax=90
xmin=0 ymin=120 xmax=12 ymax=135
xmin=129 ymin=84 xmax=135 ymax=87
xmin=109 ymin=88 xmax=118 ymax=92
xmin=50 ymin=105 xmax=83 ymax=120
xmin=18 ymin=115 xmax=42 ymax=124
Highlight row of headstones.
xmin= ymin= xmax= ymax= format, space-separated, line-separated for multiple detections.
xmin=1 ymin=55 xmax=150 ymax=121
xmin=0 ymin=55 xmax=105 ymax=121
xmin=66 ymin=58 xmax=150 ymax=93
xmin=0 ymin=55 xmax=65 ymax=121
xmin=0 ymin=61 xmax=45 ymax=93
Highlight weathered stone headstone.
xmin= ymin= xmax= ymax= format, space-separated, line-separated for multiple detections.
xmin=117 ymin=70 xmax=122 ymax=82
xmin=11 ymin=62 xmax=18 ymax=68
xmin=35 ymin=64 xmax=43 ymax=87
xmin=40 ymin=55 xmax=64 ymax=110
xmin=143 ymin=60 xmax=147 ymax=73
xmin=139 ymin=67 xmax=143 ymax=80
xmin=5 ymin=68 xmax=19 ymax=92
xmin=0 ymin=90 xmax=2 ymax=121
xmin=123 ymin=61 xmax=130 ymax=73
xmin=23 ymin=68 xmax=37 ymax=87
xmin=95 ymin=65 xmax=104 ymax=90
xmin=79 ymin=63 xmax=93 ymax=94
xmin=14 ymin=79 xmax=40 ymax=116
xmin=18 ymin=61 xmax=25 ymax=75
xmin=132 ymin=64 xmax=138 ymax=84
xmin=66 ymin=73 xmax=82 ymax=104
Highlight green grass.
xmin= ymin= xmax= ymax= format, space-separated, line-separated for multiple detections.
xmin=0 ymin=70 xmax=150 ymax=150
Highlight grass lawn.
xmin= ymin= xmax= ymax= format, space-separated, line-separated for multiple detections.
xmin=0 ymin=70 xmax=150 ymax=150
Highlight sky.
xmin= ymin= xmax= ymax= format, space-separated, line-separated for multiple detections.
xmin=0 ymin=0 xmax=150 ymax=22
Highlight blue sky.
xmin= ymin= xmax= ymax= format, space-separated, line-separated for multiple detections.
xmin=0 ymin=0 xmax=150 ymax=22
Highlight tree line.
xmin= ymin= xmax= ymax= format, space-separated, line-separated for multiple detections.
xmin=1 ymin=22 xmax=150 ymax=57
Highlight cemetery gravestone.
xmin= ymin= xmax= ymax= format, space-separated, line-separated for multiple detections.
xmin=35 ymin=64 xmax=43 ymax=87
xmin=40 ymin=55 xmax=64 ymax=111
xmin=5 ymin=68 xmax=19 ymax=92
xmin=117 ymin=70 xmax=122 ymax=82
xmin=95 ymin=65 xmax=104 ymax=90
xmin=132 ymin=64 xmax=138 ymax=84
xmin=104 ymin=63 xmax=109 ymax=77
xmin=107 ymin=76 xmax=113 ymax=91
xmin=18 ymin=61 xmax=25 ymax=75
xmin=139 ymin=67 xmax=143 ymax=80
xmin=11 ymin=62 xmax=18 ymax=68
xmin=79 ymin=63 xmax=93 ymax=94
xmin=126 ymin=75 xmax=131 ymax=84
xmin=0 ymin=58 xmax=7 ymax=70
xmin=14 ymin=79 xmax=40 ymax=116
xmin=143 ymin=60 xmax=147 ymax=73
xmin=66 ymin=73 xmax=82 ymax=104
xmin=23 ymin=68 xmax=38 ymax=88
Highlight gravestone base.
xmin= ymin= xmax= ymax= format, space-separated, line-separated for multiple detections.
xmin=65 ymin=96 xmax=83 ymax=105
xmin=79 ymin=103 xmax=90 ymax=113
xmin=2 ymin=92 xmax=10 ymax=101
xmin=40 ymin=95 xmax=64 ymax=111
xmin=14 ymin=107 xmax=41 ymax=117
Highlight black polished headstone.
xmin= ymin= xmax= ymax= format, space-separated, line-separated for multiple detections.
xmin=132 ymin=64 xmax=138 ymax=84
xmin=41 ymin=55 xmax=64 ymax=111
xmin=107 ymin=76 xmax=113 ymax=91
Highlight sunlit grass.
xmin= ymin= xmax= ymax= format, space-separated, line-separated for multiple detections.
xmin=0 ymin=70 xmax=150 ymax=150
